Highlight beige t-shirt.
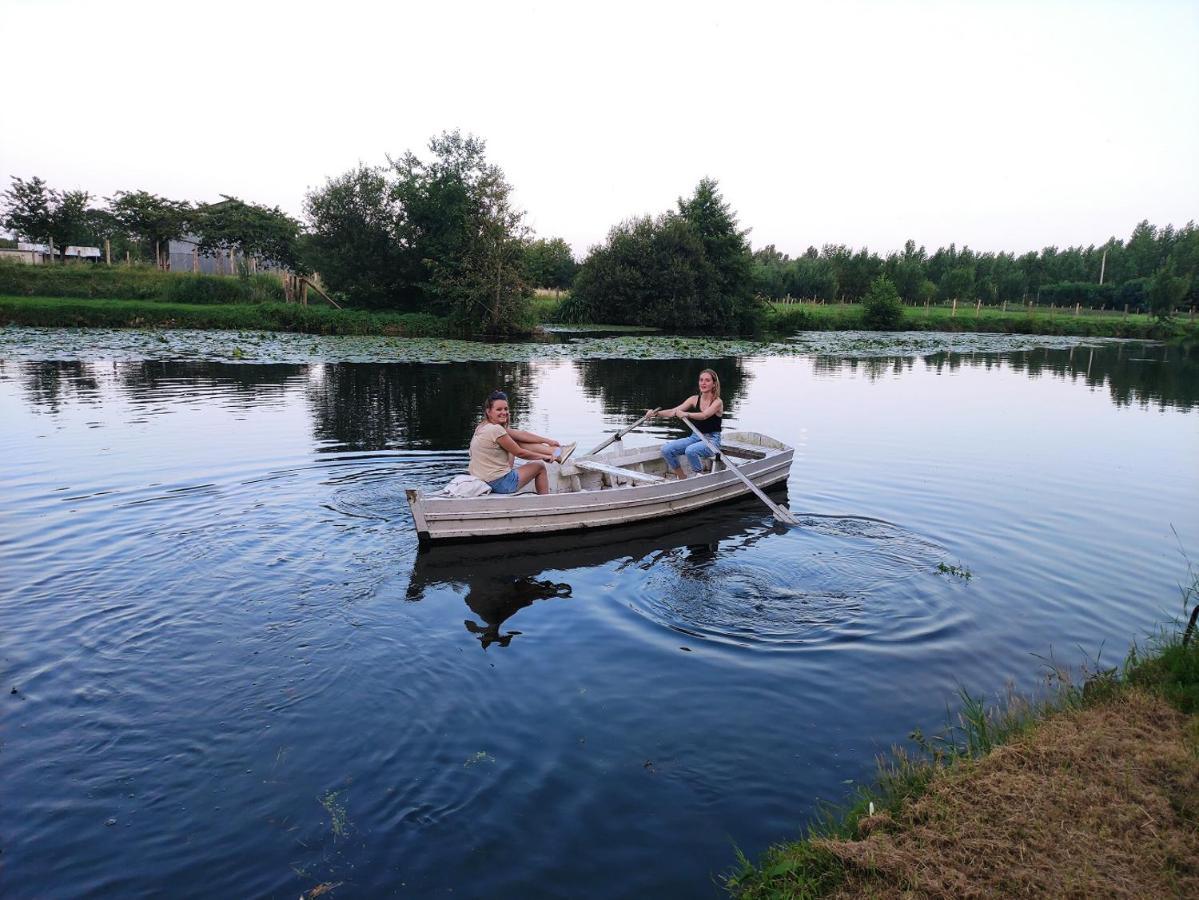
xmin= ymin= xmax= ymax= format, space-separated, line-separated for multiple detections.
xmin=469 ymin=422 xmax=515 ymax=482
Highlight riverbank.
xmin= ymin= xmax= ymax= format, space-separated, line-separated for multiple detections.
xmin=728 ymin=585 xmax=1199 ymax=898
xmin=0 ymin=295 xmax=447 ymax=337
xmin=763 ymin=300 xmax=1199 ymax=342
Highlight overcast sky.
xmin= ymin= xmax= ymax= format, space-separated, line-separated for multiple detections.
xmin=2 ymin=0 xmax=1196 ymax=258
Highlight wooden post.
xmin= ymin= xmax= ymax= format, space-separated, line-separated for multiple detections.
xmin=951 ymin=298 xmax=957 ymax=318
xmin=1075 ymin=302 xmax=1080 ymax=317
xmin=192 ymin=247 xmax=199 ymax=273
xmin=155 ymin=240 xmax=160 ymax=269
xmin=104 ymin=238 xmax=111 ymax=265
xmin=125 ymin=250 xmax=130 ymax=265
xmin=975 ymin=298 xmax=981 ymax=316
xmin=1002 ymin=300 xmax=1007 ymax=312
xmin=1123 ymin=304 xmax=1129 ymax=318
xmin=301 ymin=279 xmax=309 ymax=306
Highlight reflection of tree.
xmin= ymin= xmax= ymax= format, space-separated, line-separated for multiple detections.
xmin=572 ymin=358 xmax=753 ymax=419
xmin=306 ymin=361 xmax=537 ymax=451
xmin=816 ymin=343 xmax=1197 ymax=412
xmin=115 ymin=361 xmax=303 ymax=406
xmin=16 ymin=361 xmax=101 ymax=413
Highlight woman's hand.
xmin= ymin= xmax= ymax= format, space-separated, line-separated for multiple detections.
xmin=547 ymin=439 xmax=561 ymax=448
xmin=677 ymin=410 xmax=689 ymax=420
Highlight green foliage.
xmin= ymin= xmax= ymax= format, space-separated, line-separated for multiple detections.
xmin=1 ymin=176 xmax=96 ymax=254
xmin=524 ymin=237 xmax=577 ymax=289
xmin=860 ymin=275 xmax=904 ymax=330
xmin=191 ymin=195 xmax=303 ymax=272
xmin=0 ymin=295 xmax=448 ymax=336
xmin=1038 ymin=281 xmax=1117 ymax=308
xmin=0 ymin=261 xmax=285 ymax=303
xmin=1147 ymin=261 xmax=1191 ymax=322
xmin=304 ymin=131 xmax=532 ymax=332
xmin=572 ymin=180 xmax=760 ymax=333
xmin=108 ymin=190 xmax=192 ymax=262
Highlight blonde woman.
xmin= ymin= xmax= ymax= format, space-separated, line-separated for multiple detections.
xmin=650 ymin=368 xmax=723 ymax=479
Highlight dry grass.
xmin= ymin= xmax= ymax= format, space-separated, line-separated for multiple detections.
xmin=813 ymin=689 xmax=1198 ymax=898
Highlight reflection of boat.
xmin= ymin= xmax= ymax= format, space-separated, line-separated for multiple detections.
xmin=406 ymin=491 xmax=788 ymax=647
xmin=405 ymin=431 xmax=793 ymax=543
xmin=406 ymin=489 xmax=788 ymax=598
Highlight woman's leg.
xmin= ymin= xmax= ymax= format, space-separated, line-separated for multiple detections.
xmin=660 ymin=436 xmax=699 ymax=478
xmin=514 ymin=461 xmax=548 ymax=495
xmin=515 ymin=440 xmax=554 ymax=458
xmin=684 ymin=434 xmax=720 ymax=473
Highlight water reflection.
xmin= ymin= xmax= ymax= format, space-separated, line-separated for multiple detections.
xmin=807 ymin=342 xmax=1196 ymax=411
xmin=573 ymin=358 xmax=754 ymax=417
xmin=305 ymin=361 xmax=537 ymax=451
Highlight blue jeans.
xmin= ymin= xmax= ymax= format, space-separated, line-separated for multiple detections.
xmin=661 ymin=433 xmax=721 ymax=474
xmin=487 ymin=469 xmax=520 ymax=494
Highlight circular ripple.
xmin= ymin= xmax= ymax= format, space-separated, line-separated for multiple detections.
xmin=621 ymin=514 xmax=965 ymax=651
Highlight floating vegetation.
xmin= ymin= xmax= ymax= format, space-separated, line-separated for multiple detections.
xmin=0 ymin=325 xmax=1123 ymax=366
xmin=318 ymin=790 xmax=348 ymax=839
xmin=936 ymin=561 xmax=973 ymax=582
xmin=464 ymin=750 xmax=496 ymax=767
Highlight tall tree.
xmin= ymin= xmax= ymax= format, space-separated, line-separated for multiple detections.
xmin=192 ymin=195 xmax=302 ymax=270
xmin=1 ymin=176 xmax=96 ymax=257
xmin=108 ymin=190 xmax=192 ymax=266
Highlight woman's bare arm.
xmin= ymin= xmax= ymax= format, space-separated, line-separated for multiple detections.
xmin=652 ymin=395 xmax=698 ymax=418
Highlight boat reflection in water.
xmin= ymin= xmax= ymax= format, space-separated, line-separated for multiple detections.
xmin=406 ymin=488 xmax=789 ymax=647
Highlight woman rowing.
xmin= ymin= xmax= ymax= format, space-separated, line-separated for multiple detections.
xmin=649 ymin=368 xmax=723 ymax=479
xmin=469 ymin=390 xmax=575 ymax=496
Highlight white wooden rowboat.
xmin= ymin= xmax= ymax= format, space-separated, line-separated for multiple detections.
xmin=405 ymin=430 xmax=794 ymax=544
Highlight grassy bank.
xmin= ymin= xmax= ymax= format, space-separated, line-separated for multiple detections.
xmin=0 ymin=261 xmax=287 ymax=304
xmin=0 ymin=295 xmax=449 ymax=337
xmin=728 ymin=576 xmax=1199 ymax=898
xmin=763 ymin=300 xmax=1199 ymax=342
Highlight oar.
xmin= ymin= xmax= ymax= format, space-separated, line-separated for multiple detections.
xmin=586 ymin=408 xmax=660 ymax=456
xmin=682 ymin=417 xmax=799 ymax=526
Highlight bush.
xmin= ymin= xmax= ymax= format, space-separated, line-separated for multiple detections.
xmin=861 ymin=275 xmax=904 ymax=330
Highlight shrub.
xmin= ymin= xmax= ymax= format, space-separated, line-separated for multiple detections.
xmin=861 ymin=275 xmax=904 ymax=330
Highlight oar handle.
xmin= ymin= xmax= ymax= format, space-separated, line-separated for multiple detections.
xmin=586 ymin=408 xmax=660 ymax=456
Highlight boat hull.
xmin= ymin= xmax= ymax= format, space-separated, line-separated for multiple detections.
xmin=406 ymin=432 xmax=794 ymax=543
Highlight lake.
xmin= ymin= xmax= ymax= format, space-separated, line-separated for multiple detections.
xmin=2 ymin=329 xmax=1196 ymax=897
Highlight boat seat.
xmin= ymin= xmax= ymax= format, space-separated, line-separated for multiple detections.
xmin=572 ymin=459 xmax=666 ymax=485
xmin=719 ymin=440 xmax=767 ymax=460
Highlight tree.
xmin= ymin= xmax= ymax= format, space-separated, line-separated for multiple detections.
xmin=1147 ymin=261 xmax=1190 ymax=321
xmin=861 ymin=275 xmax=904 ymax=329
xmin=1 ymin=176 xmax=96 ymax=257
xmin=108 ymin=190 xmax=192 ymax=266
xmin=524 ymin=237 xmax=577 ymax=292
xmin=676 ymin=177 xmax=753 ymax=307
xmin=304 ymin=164 xmax=404 ymax=306
xmin=192 ymin=195 xmax=302 ymax=271
xmin=389 ymin=130 xmax=532 ymax=330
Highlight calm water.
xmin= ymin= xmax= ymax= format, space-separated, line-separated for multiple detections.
xmin=2 ymin=334 xmax=1197 ymax=897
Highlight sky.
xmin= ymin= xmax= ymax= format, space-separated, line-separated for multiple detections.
xmin=2 ymin=0 xmax=1196 ymax=258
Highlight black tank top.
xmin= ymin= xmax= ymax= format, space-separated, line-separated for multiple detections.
xmin=693 ymin=396 xmax=722 ymax=434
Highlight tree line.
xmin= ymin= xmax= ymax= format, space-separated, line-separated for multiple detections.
xmin=750 ymin=221 xmax=1198 ymax=313
xmin=0 ymin=177 xmax=302 ymax=271
xmin=4 ymin=128 xmax=1196 ymax=333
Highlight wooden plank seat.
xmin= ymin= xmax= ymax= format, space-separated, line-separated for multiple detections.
xmin=719 ymin=439 xmax=767 ymax=460
xmin=570 ymin=459 xmax=666 ymax=485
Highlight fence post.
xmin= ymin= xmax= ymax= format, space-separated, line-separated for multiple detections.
xmin=104 ymin=238 xmax=111 ymax=265
xmin=1075 ymin=302 xmax=1080 ymax=317
xmin=952 ymin=298 xmax=957 ymax=318
xmin=975 ymin=298 xmax=981 ymax=317
xmin=1123 ymin=304 xmax=1129 ymax=319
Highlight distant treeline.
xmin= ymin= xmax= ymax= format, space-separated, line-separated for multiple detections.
xmin=4 ymin=131 xmax=1196 ymax=334
xmin=749 ymin=222 xmax=1199 ymax=312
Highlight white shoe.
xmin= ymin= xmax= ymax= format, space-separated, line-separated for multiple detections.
xmin=557 ymin=442 xmax=577 ymax=464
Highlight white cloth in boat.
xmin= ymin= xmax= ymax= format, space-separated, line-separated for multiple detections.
xmin=434 ymin=474 xmax=493 ymax=498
